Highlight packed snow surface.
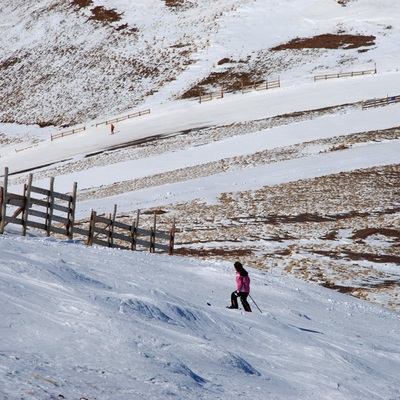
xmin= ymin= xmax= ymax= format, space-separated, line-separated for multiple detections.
xmin=1 ymin=235 xmax=400 ymax=399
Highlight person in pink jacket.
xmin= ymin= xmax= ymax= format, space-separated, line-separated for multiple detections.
xmin=227 ymin=261 xmax=252 ymax=312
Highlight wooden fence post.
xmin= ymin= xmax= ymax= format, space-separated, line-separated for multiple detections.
xmin=136 ymin=209 xmax=140 ymax=228
xmin=22 ymin=174 xmax=33 ymax=236
xmin=46 ymin=177 xmax=55 ymax=237
xmin=21 ymin=183 xmax=27 ymax=235
xmin=0 ymin=167 xmax=8 ymax=234
xmin=169 ymin=219 xmax=175 ymax=256
xmin=86 ymin=210 xmax=96 ymax=246
xmin=130 ymin=219 xmax=137 ymax=251
xmin=149 ymin=212 xmax=156 ymax=253
xmin=109 ymin=204 xmax=117 ymax=247
xmin=67 ymin=182 xmax=77 ymax=239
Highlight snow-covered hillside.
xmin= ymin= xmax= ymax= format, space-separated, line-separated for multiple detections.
xmin=1 ymin=0 xmax=399 ymax=125
xmin=1 ymin=235 xmax=400 ymax=399
xmin=1 ymin=68 xmax=399 ymax=311
xmin=1 ymin=0 xmax=400 ymax=304
xmin=1 ymin=0 xmax=399 ymax=305
xmin=1 ymin=1 xmax=400 ymax=396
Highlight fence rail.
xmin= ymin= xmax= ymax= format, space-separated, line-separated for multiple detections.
xmin=51 ymin=125 xmax=86 ymax=141
xmin=76 ymin=207 xmax=174 ymax=254
xmin=362 ymin=95 xmax=400 ymax=110
xmin=0 ymin=168 xmax=76 ymax=238
xmin=0 ymin=168 xmax=174 ymax=255
xmin=95 ymin=109 xmax=151 ymax=127
xmin=199 ymin=91 xmax=224 ymax=103
xmin=198 ymin=78 xmax=281 ymax=103
xmin=314 ymin=67 xmax=376 ymax=82
xmin=241 ymin=79 xmax=280 ymax=94
xmin=15 ymin=144 xmax=39 ymax=153
xmin=49 ymin=109 xmax=150 ymax=141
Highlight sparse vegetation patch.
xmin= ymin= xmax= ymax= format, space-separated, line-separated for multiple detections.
xmin=180 ymin=70 xmax=262 ymax=99
xmin=164 ymin=0 xmax=195 ymax=10
xmin=70 ymin=0 xmax=93 ymax=9
xmin=337 ymin=0 xmax=353 ymax=6
xmin=0 ymin=56 xmax=20 ymax=70
xmin=271 ymin=33 xmax=376 ymax=51
xmin=88 ymin=6 xmax=122 ymax=25
xmin=352 ymin=228 xmax=400 ymax=240
xmin=165 ymin=0 xmax=184 ymax=7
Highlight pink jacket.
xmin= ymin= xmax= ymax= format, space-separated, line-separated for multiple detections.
xmin=236 ymin=272 xmax=250 ymax=293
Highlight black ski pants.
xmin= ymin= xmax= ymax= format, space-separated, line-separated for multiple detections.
xmin=231 ymin=291 xmax=252 ymax=312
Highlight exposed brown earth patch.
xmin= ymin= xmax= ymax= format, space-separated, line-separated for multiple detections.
xmin=70 ymin=0 xmax=93 ymax=8
xmin=87 ymin=6 xmax=122 ymax=25
xmin=180 ymin=71 xmax=258 ymax=99
xmin=271 ymin=33 xmax=376 ymax=51
xmin=231 ymin=208 xmax=400 ymax=226
xmin=175 ymin=248 xmax=254 ymax=258
xmin=352 ymin=228 xmax=400 ymax=240
xmin=313 ymin=250 xmax=400 ymax=264
xmin=164 ymin=0 xmax=185 ymax=8
xmin=71 ymin=0 xmax=122 ymax=24
xmin=323 ymin=279 xmax=398 ymax=294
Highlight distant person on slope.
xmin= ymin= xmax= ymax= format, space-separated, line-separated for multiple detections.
xmin=227 ymin=261 xmax=252 ymax=312
xmin=110 ymin=123 xmax=115 ymax=134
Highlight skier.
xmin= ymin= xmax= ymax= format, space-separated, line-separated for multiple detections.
xmin=110 ymin=123 xmax=115 ymax=134
xmin=227 ymin=261 xmax=252 ymax=312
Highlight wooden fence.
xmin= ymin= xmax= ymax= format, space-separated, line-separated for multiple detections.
xmin=362 ymin=94 xmax=400 ymax=110
xmin=0 ymin=168 xmax=175 ymax=255
xmin=199 ymin=90 xmax=224 ymax=103
xmin=15 ymin=144 xmax=39 ymax=153
xmin=95 ymin=109 xmax=151 ymax=127
xmin=51 ymin=125 xmax=86 ymax=141
xmin=241 ymin=78 xmax=280 ymax=94
xmin=0 ymin=167 xmax=77 ymax=238
xmin=198 ymin=78 xmax=281 ymax=103
xmin=48 ymin=109 xmax=151 ymax=141
xmin=314 ymin=66 xmax=376 ymax=82
xmin=74 ymin=207 xmax=175 ymax=255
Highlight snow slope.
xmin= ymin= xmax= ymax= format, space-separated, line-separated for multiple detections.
xmin=1 ymin=235 xmax=400 ymax=399
xmin=1 ymin=71 xmax=400 ymax=176
xmin=1 ymin=1 xmax=400 ymax=397
xmin=2 ymin=72 xmax=400 ymax=197
xmin=0 ymin=0 xmax=399 ymax=311
xmin=1 ymin=0 xmax=400 ymax=125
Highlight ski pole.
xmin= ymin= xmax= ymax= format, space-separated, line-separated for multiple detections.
xmin=249 ymin=294 xmax=262 ymax=313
